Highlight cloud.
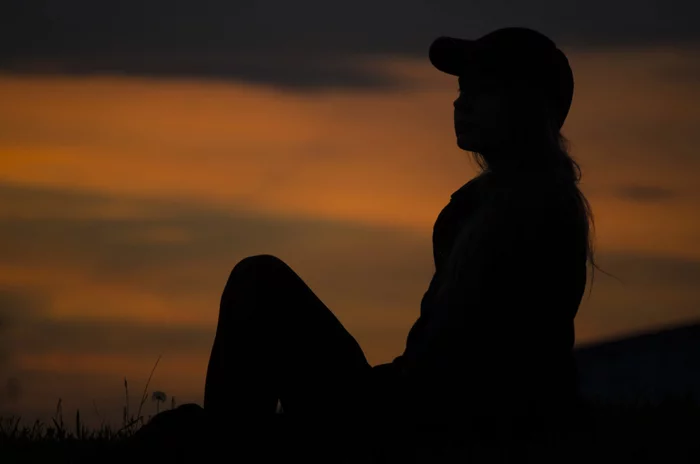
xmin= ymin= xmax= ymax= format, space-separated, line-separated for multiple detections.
xmin=614 ymin=184 xmax=677 ymax=202
xmin=655 ymin=54 xmax=700 ymax=84
xmin=0 ymin=180 xmax=432 ymax=338
xmin=0 ymin=287 xmax=45 ymax=408
xmin=1 ymin=378 xmax=21 ymax=405
xmin=0 ymin=286 xmax=46 ymax=365
xmin=16 ymin=316 xmax=213 ymax=358
xmin=576 ymin=250 xmax=700 ymax=344
xmin=594 ymin=251 xmax=700 ymax=288
xmin=0 ymin=286 xmax=44 ymax=319
xmin=2 ymin=0 xmax=699 ymax=88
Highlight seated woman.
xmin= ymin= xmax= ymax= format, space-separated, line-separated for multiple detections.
xmin=131 ymin=27 xmax=598 ymax=459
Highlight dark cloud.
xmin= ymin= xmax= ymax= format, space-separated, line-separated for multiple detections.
xmin=0 ymin=287 xmax=45 ymax=408
xmin=0 ymin=181 xmax=431 ymax=316
xmin=614 ymin=184 xmax=677 ymax=202
xmin=574 ymin=249 xmax=700 ymax=345
xmin=0 ymin=287 xmax=47 ymax=365
xmin=2 ymin=0 xmax=699 ymax=89
xmin=0 ymin=286 xmax=44 ymax=322
xmin=594 ymin=251 xmax=700 ymax=288
xmin=16 ymin=316 xmax=213 ymax=358
xmin=656 ymin=57 xmax=700 ymax=85
xmin=2 ymin=378 xmax=21 ymax=405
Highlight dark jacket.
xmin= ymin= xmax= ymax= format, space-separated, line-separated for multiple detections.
xmin=373 ymin=170 xmax=588 ymax=423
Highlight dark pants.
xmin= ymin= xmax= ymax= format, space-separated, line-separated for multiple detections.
xmin=203 ymin=255 xmax=385 ymax=445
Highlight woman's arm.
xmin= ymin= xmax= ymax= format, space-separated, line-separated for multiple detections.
xmin=399 ymin=188 xmax=542 ymax=378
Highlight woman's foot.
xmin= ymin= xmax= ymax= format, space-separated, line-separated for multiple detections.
xmin=118 ymin=404 xmax=288 ymax=462
xmin=119 ymin=403 xmax=208 ymax=460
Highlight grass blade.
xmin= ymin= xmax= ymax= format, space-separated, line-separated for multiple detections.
xmin=135 ymin=354 xmax=162 ymax=426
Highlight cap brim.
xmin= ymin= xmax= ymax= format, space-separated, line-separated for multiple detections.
xmin=429 ymin=36 xmax=477 ymax=76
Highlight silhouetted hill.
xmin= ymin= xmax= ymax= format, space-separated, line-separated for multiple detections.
xmin=574 ymin=321 xmax=700 ymax=405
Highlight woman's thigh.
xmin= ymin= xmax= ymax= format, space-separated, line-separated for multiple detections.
xmin=221 ymin=255 xmax=374 ymax=412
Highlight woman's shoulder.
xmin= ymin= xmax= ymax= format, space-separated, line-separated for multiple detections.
xmin=450 ymin=173 xmax=490 ymax=202
xmin=480 ymin=172 xmax=578 ymax=222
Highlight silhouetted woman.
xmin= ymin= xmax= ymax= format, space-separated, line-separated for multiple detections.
xmin=133 ymin=27 xmax=597 ymax=458
xmin=202 ymin=27 xmax=596 ymax=450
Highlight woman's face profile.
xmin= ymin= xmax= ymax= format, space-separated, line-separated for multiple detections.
xmin=453 ymin=75 xmax=511 ymax=154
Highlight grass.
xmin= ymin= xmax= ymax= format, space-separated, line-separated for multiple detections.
xmin=2 ymin=396 xmax=699 ymax=463
xmin=0 ymin=355 xmax=173 ymax=463
xmin=0 ymin=398 xmax=700 ymax=464
xmin=1 ymin=356 xmax=699 ymax=463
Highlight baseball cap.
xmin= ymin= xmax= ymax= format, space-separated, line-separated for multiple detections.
xmin=429 ymin=27 xmax=574 ymax=128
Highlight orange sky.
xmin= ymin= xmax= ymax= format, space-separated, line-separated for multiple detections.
xmin=1 ymin=46 xmax=699 ymax=426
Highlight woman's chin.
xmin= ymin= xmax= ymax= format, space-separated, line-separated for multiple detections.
xmin=456 ymin=134 xmax=479 ymax=152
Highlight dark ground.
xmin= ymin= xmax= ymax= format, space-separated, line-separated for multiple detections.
xmin=2 ymin=396 xmax=699 ymax=463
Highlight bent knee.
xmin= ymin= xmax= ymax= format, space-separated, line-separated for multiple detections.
xmin=220 ymin=254 xmax=294 ymax=312
xmin=225 ymin=254 xmax=291 ymax=288
xmin=234 ymin=254 xmax=287 ymax=273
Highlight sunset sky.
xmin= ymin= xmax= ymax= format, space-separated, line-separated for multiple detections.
xmin=1 ymin=1 xmax=699 ymax=426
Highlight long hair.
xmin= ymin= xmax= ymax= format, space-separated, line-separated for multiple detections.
xmin=466 ymin=92 xmax=607 ymax=295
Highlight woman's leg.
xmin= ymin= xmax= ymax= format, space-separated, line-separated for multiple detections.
xmin=204 ymin=254 xmax=373 ymax=426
